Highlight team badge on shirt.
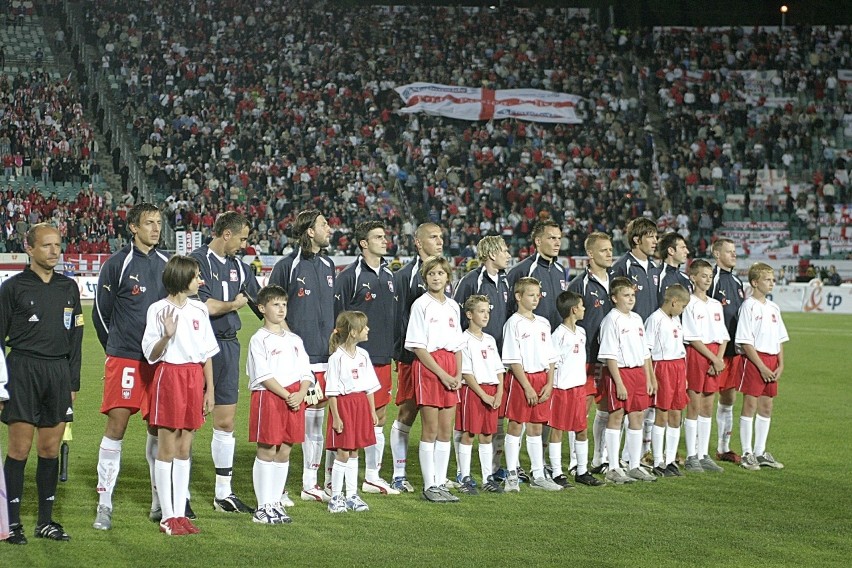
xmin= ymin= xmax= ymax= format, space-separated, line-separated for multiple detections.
xmin=193 ymin=319 xmax=200 ymax=330
xmin=714 ymin=313 xmax=721 ymax=321
xmin=481 ymin=349 xmax=488 ymax=359
xmin=63 ymin=307 xmax=73 ymax=329
xmin=327 ymin=275 xmax=333 ymax=287
xmin=352 ymin=368 xmax=359 ymax=380
xmin=387 ymin=281 xmax=394 ymax=293
xmin=560 ymin=279 xmax=567 ymax=291
xmin=541 ymin=332 xmax=546 ymax=342
xmin=230 ymin=269 xmax=238 ymax=282
xmin=449 ymin=317 xmax=456 ymax=328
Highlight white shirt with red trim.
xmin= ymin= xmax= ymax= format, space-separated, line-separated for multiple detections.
xmin=645 ymin=308 xmax=686 ymax=361
xmin=405 ymin=293 xmax=465 ymax=353
xmin=326 ymin=346 xmax=381 ymax=396
xmin=735 ymin=297 xmax=789 ymax=355
xmin=501 ymin=312 xmax=557 ymax=373
xmin=551 ymin=324 xmax=587 ymax=390
xmin=682 ymin=295 xmax=730 ymax=344
xmin=246 ymin=327 xmax=315 ymax=391
xmin=598 ymin=309 xmax=650 ymax=368
xmin=142 ymin=298 xmax=220 ymax=365
xmin=461 ymin=331 xmax=504 ymax=386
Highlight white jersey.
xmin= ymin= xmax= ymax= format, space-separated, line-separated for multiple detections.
xmin=461 ymin=331 xmax=504 ymax=386
xmin=502 ymin=312 xmax=558 ymax=373
xmin=598 ymin=309 xmax=650 ymax=368
xmin=551 ymin=324 xmax=587 ymax=390
xmin=142 ymin=298 xmax=220 ymax=365
xmin=645 ymin=309 xmax=686 ymax=361
xmin=326 ymin=346 xmax=381 ymax=396
xmin=405 ymin=293 xmax=465 ymax=353
xmin=682 ymin=295 xmax=730 ymax=344
xmin=735 ymin=297 xmax=789 ymax=355
xmin=246 ymin=327 xmax=315 ymax=391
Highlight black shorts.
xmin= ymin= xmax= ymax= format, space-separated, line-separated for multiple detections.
xmin=212 ymin=339 xmax=240 ymax=406
xmin=1 ymin=352 xmax=74 ymax=427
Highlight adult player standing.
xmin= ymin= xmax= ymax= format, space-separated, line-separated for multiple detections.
xmin=269 ymin=210 xmax=335 ymax=502
xmin=333 ymin=221 xmax=398 ymax=495
xmin=92 ymin=203 xmax=169 ymax=529
xmin=709 ymin=238 xmax=744 ymax=463
xmin=656 ymin=231 xmax=692 ymax=304
xmin=567 ymin=232 xmax=614 ymax=478
xmin=389 ymin=222 xmax=444 ymax=492
xmin=190 ymin=212 xmax=260 ymax=514
xmin=2 ymin=224 xmax=83 ymax=544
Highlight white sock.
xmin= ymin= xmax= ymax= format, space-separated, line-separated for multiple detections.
xmin=717 ymin=403 xmax=734 ymax=453
xmin=605 ymin=428 xmax=621 ymax=470
xmin=492 ymin=419 xmax=505 ymax=473
xmin=548 ymin=441 xmax=563 ymax=477
xmin=697 ymin=416 xmax=712 ymax=459
xmin=253 ymin=457 xmax=275 ymax=507
xmin=303 ymin=408 xmax=324 ymax=488
xmin=526 ymin=435 xmax=544 ymax=479
xmin=324 ymin=450 xmax=335 ymax=488
xmin=211 ymin=429 xmax=235 ymax=500
xmin=665 ymin=426 xmax=681 ymax=466
xmin=419 ymin=441 xmax=435 ymax=489
xmin=331 ymin=459 xmax=346 ymax=498
xmin=740 ymin=416 xmax=754 ymax=455
xmin=627 ymin=428 xmax=642 ymax=470
xmin=478 ymin=443 xmax=493 ymax=482
xmin=391 ymin=420 xmax=411 ymax=478
xmin=172 ymin=458 xmax=191 ymax=520
xmin=452 ymin=430 xmax=462 ymax=477
xmin=345 ymin=457 xmax=359 ymax=497
xmin=592 ymin=410 xmax=609 ymax=466
xmin=642 ymin=408 xmax=655 ymax=454
xmin=434 ymin=440 xmax=451 ymax=485
xmin=652 ymin=425 xmax=665 ymax=467
xmin=504 ymin=434 xmax=521 ymax=472
xmin=620 ymin=416 xmax=630 ymax=464
xmin=458 ymin=443 xmax=472 ymax=479
xmin=154 ymin=460 xmax=174 ymax=520
xmin=575 ymin=439 xmax=589 ymax=476
xmin=684 ymin=418 xmax=698 ymax=458
xmin=146 ymin=432 xmax=159 ymax=509
xmin=96 ymin=437 xmax=122 ymax=508
xmin=567 ymin=431 xmax=577 ymax=471
xmin=365 ymin=426 xmax=385 ymax=481
xmin=275 ymin=461 xmax=290 ymax=500
xmin=754 ymin=415 xmax=771 ymax=456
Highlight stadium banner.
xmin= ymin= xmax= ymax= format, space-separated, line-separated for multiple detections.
xmin=395 ymin=83 xmax=583 ymax=123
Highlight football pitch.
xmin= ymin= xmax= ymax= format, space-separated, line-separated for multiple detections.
xmin=2 ymin=310 xmax=850 ymax=567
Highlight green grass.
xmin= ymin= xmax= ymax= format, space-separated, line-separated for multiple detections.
xmin=2 ymin=310 xmax=851 ymax=567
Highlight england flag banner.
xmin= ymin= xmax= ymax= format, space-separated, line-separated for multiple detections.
xmin=395 ymin=83 xmax=583 ymax=124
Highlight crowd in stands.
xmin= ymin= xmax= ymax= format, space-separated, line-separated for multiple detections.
xmin=3 ymin=2 xmax=848 ymax=262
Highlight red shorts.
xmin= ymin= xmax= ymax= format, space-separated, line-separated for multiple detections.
xmin=148 ymin=362 xmax=205 ymax=430
xmin=373 ymin=364 xmax=392 ymax=409
xmin=413 ymin=350 xmax=460 ymax=409
xmin=717 ymin=355 xmax=742 ymax=391
xmin=456 ymin=384 xmax=499 ymax=435
xmin=739 ymin=352 xmax=779 ymax=398
xmin=249 ymin=388 xmax=306 ymax=445
xmin=605 ymin=366 xmax=651 ymax=414
xmin=548 ymin=386 xmax=587 ymax=432
xmin=586 ymin=362 xmax=605 ymax=400
xmin=686 ymin=343 xmax=721 ymax=394
xmin=100 ymin=356 xmax=155 ymax=415
xmin=327 ymin=392 xmax=378 ymax=450
xmin=395 ymin=362 xmax=414 ymax=405
xmin=503 ymin=370 xmax=551 ymax=425
xmin=653 ymin=359 xmax=688 ymax=411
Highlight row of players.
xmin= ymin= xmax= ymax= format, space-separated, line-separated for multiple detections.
xmin=0 ymin=205 xmax=787 ymax=542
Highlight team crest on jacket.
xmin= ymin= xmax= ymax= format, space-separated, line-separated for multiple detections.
xmin=503 ymin=291 xmax=508 ymax=302
xmin=230 ymin=269 xmax=238 ymax=282
xmin=560 ymin=279 xmax=567 ymax=291
xmin=653 ymin=275 xmax=659 ymax=286
xmin=387 ymin=280 xmax=394 ymax=293
xmin=327 ymin=275 xmax=333 ymax=287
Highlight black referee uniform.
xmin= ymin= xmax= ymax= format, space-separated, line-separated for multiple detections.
xmin=0 ymin=267 xmax=83 ymax=426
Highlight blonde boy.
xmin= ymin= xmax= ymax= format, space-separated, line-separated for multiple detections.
xmin=737 ymin=263 xmax=789 ymax=471
xmin=501 ymin=277 xmax=560 ymax=492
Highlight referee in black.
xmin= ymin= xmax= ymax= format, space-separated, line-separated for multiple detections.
xmin=1 ymin=223 xmax=83 ymax=544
